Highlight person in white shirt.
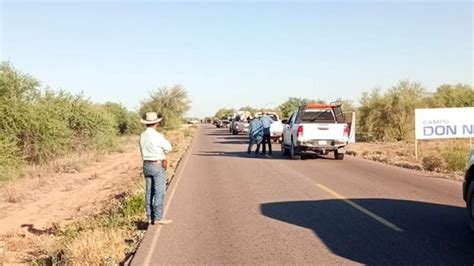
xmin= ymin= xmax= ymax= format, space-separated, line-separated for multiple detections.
xmin=139 ymin=112 xmax=173 ymax=225
xmin=260 ymin=112 xmax=273 ymax=155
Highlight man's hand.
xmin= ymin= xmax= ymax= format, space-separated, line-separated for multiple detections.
xmin=161 ymin=159 xmax=168 ymax=170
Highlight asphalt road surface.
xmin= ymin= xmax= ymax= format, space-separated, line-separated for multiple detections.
xmin=132 ymin=125 xmax=474 ymax=265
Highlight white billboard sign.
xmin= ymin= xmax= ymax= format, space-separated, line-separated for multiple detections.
xmin=415 ymin=107 xmax=474 ymax=140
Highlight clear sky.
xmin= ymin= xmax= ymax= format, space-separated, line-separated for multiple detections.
xmin=1 ymin=1 xmax=472 ymax=118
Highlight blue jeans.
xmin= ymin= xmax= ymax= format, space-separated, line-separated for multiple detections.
xmin=143 ymin=161 xmax=167 ymax=221
xmin=262 ymin=128 xmax=272 ymax=154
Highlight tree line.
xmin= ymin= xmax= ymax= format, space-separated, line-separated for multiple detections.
xmin=213 ymin=80 xmax=473 ymax=142
xmin=0 ymin=62 xmax=190 ymax=182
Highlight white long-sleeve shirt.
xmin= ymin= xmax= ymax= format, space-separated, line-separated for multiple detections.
xmin=139 ymin=128 xmax=173 ymax=161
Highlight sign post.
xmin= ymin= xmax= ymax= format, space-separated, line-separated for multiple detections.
xmin=415 ymin=107 xmax=474 ymax=160
xmin=415 ymin=139 xmax=418 ymax=161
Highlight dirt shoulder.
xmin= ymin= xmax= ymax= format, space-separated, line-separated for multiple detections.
xmin=346 ymin=140 xmax=467 ymax=181
xmin=0 ymin=125 xmax=196 ymax=264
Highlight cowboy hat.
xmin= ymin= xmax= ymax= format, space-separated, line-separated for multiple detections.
xmin=140 ymin=112 xmax=163 ymax=124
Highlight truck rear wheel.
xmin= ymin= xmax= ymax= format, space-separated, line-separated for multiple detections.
xmin=281 ymin=141 xmax=289 ymax=156
xmin=334 ymin=151 xmax=345 ymax=160
xmin=291 ymin=141 xmax=301 ymax=160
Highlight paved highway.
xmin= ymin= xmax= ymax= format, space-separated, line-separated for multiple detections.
xmin=132 ymin=125 xmax=474 ymax=265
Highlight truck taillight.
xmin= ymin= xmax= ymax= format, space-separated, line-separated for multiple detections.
xmin=343 ymin=125 xmax=349 ymax=137
xmin=297 ymin=125 xmax=304 ymax=137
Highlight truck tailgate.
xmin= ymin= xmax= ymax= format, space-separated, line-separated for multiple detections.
xmin=270 ymin=121 xmax=283 ymax=134
xmin=298 ymin=123 xmax=347 ymax=141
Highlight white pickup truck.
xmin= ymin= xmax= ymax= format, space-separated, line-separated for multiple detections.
xmin=281 ymin=102 xmax=355 ymax=160
xmin=255 ymin=112 xmax=284 ymax=143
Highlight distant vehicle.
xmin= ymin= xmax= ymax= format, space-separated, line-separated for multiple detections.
xmin=255 ymin=112 xmax=284 ymax=143
xmin=188 ymin=119 xmax=200 ymax=124
xmin=231 ymin=111 xmax=252 ymax=135
xmin=215 ymin=117 xmax=231 ymax=128
xmin=281 ymin=102 xmax=355 ymax=160
xmin=463 ymin=146 xmax=474 ymax=231
xmin=221 ymin=119 xmax=230 ymax=128
xmin=229 ymin=118 xmax=234 ymax=133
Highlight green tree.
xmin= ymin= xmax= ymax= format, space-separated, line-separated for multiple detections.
xmin=429 ymin=84 xmax=474 ymax=107
xmin=103 ymin=102 xmax=129 ymax=134
xmin=385 ymin=81 xmax=428 ymax=140
xmin=140 ymin=85 xmax=191 ymax=129
xmin=358 ymin=81 xmax=429 ymax=141
xmin=214 ymin=108 xmax=236 ymax=119
xmin=238 ymin=106 xmax=258 ymax=115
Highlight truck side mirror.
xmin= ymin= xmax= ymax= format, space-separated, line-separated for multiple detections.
xmin=281 ymin=119 xmax=288 ymax=124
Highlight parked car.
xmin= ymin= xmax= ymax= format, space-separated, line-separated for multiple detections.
xmin=255 ymin=112 xmax=284 ymax=143
xmin=281 ymin=102 xmax=355 ymax=160
xmin=221 ymin=119 xmax=230 ymax=128
xmin=231 ymin=111 xmax=252 ymax=135
xmin=215 ymin=120 xmax=224 ymax=128
xmin=463 ymin=146 xmax=474 ymax=231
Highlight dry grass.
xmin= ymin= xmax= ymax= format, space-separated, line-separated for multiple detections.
xmin=0 ymin=137 xmax=134 ymax=208
xmin=347 ymin=138 xmax=471 ymax=180
xmin=3 ymin=186 xmax=22 ymax=204
xmin=60 ymin=229 xmax=127 ymax=265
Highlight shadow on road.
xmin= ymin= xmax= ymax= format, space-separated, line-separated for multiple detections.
xmin=216 ymin=136 xmax=247 ymax=141
xmin=261 ymin=199 xmax=474 ymax=265
xmin=205 ymin=129 xmax=233 ymax=136
xmin=195 ymin=150 xmax=290 ymax=160
xmin=214 ymin=141 xmax=249 ymax=145
xmin=197 ymin=148 xmax=338 ymax=161
xmin=206 ymin=133 xmax=231 ymax=136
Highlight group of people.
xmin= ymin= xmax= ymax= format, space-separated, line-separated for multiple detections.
xmin=247 ymin=112 xmax=273 ymax=157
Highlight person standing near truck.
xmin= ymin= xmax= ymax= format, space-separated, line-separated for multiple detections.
xmin=260 ymin=112 xmax=273 ymax=155
xmin=247 ymin=117 xmax=264 ymax=156
xmin=139 ymin=112 xmax=173 ymax=225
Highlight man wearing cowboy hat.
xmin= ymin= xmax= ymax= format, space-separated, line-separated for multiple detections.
xmin=139 ymin=112 xmax=173 ymax=225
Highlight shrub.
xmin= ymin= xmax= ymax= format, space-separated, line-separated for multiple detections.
xmin=122 ymin=192 xmax=145 ymax=219
xmin=0 ymin=133 xmax=23 ymax=182
xmin=422 ymin=153 xmax=444 ymax=172
xmin=20 ymin=101 xmax=73 ymax=163
xmin=443 ymin=145 xmax=469 ymax=172
xmin=127 ymin=112 xmax=144 ymax=135
xmin=0 ymin=62 xmax=139 ymax=182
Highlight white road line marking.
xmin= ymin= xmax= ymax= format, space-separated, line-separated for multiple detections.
xmin=140 ymin=129 xmax=196 ymax=265
xmin=316 ymin=184 xmax=403 ymax=232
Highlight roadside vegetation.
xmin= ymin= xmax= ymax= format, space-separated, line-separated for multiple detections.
xmin=0 ymin=126 xmax=196 ymax=265
xmin=30 ymin=126 xmax=196 ymax=265
xmin=352 ymin=81 xmax=472 ymax=177
xmin=0 ymin=62 xmax=142 ymax=183
xmin=0 ymin=62 xmax=196 ymax=264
